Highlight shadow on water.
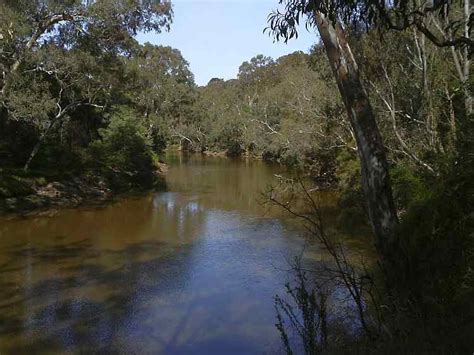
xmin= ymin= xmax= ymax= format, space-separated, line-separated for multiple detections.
xmin=0 ymin=236 xmax=279 ymax=354
xmin=0 ymin=204 xmax=312 ymax=355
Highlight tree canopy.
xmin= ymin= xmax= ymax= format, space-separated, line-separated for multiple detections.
xmin=266 ymin=0 xmax=472 ymax=50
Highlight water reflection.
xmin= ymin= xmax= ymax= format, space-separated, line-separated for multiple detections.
xmin=0 ymin=224 xmax=305 ymax=353
xmin=0 ymin=154 xmax=318 ymax=354
xmin=0 ymin=154 xmax=371 ymax=353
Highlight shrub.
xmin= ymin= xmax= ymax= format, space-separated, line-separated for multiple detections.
xmin=88 ymin=107 xmax=157 ymax=188
xmin=390 ymin=165 xmax=431 ymax=211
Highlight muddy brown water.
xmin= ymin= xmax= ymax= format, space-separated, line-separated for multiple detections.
xmin=0 ymin=153 xmax=367 ymax=354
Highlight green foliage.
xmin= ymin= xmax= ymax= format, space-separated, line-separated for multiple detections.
xmin=266 ymin=0 xmax=471 ymax=50
xmin=89 ymin=107 xmax=157 ymax=188
xmin=390 ymin=165 xmax=431 ymax=210
xmin=335 ymin=150 xmax=360 ymax=191
xmin=0 ymin=174 xmax=35 ymax=198
xmin=0 ymin=169 xmax=48 ymax=198
xmin=0 ymin=0 xmax=176 ymax=175
xmin=387 ymin=166 xmax=474 ymax=352
xmin=0 ymin=0 xmax=198 ymax=189
xmin=335 ymin=150 xmax=367 ymax=228
xmin=123 ymin=42 xmax=197 ymax=152
xmin=189 ymin=50 xmax=346 ymax=175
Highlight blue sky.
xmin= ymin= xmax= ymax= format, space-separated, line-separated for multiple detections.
xmin=136 ymin=0 xmax=318 ymax=86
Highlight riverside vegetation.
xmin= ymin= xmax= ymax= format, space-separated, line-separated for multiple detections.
xmin=0 ymin=0 xmax=473 ymax=353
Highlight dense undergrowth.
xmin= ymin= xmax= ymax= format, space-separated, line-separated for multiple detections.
xmin=0 ymin=107 xmax=164 ymax=203
xmin=272 ymin=127 xmax=474 ymax=353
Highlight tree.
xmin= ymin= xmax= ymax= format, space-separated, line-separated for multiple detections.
xmin=124 ymin=43 xmax=196 ymax=150
xmin=7 ymin=45 xmax=114 ymax=171
xmin=268 ymin=6 xmax=397 ymax=256
xmin=357 ymin=30 xmax=461 ymax=174
xmin=90 ymin=106 xmax=157 ymax=187
xmin=0 ymin=0 xmax=173 ymax=170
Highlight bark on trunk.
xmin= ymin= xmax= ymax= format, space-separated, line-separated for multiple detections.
xmin=1 ymin=14 xmax=72 ymax=98
xmin=314 ymin=12 xmax=399 ymax=255
xmin=23 ymin=140 xmax=42 ymax=172
xmin=463 ymin=0 xmax=472 ymax=117
xmin=23 ymin=123 xmax=53 ymax=172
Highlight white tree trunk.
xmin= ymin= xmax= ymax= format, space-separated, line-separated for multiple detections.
xmin=314 ymin=12 xmax=399 ymax=255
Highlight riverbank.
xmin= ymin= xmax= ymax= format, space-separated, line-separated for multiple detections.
xmin=0 ymin=148 xmax=279 ymax=217
xmin=0 ymin=166 xmax=167 ymax=216
xmin=201 ymin=149 xmax=265 ymax=160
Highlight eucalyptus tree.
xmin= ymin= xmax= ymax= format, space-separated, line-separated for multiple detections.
xmin=267 ymin=0 xmax=472 ymax=257
xmin=238 ymin=55 xmax=277 ymax=109
xmin=356 ymin=30 xmax=464 ymax=176
xmin=194 ymin=77 xmax=247 ymax=154
xmin=9 ymin=45 xmax=114 ymax=171
xmin=192 ymin=51 xmax=348 ymax=170
xmin=0 ymin=0 xmax=173 ymax=170
xmin=125 ymin=42 xmax=196 ymax=151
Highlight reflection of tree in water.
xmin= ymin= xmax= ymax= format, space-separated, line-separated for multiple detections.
xmin=152 ymin=192 xmax=206 ymax=244
xmin=164 ymin=154 xmax=284 ymax=214
xmin=0 ymin=219 xmax=305 ymax=354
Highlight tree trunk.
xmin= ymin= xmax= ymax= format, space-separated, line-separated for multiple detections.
xmin=23 ymin=123 xmax=52 ymax=172
xmin=314 ymin=12 xmax=399 ymax=255
xmin=1 ymin=14 xmax=72 ymax=98
xmin=1 ymin=31 xmax=39 ymax=98
xmin=463 ymin=0 xmax=472 ymax=117
xmin=23 ymin=140 xmax=42 ymax=172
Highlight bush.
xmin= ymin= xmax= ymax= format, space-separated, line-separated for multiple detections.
xmin=0 ymin=174 xmax=35 ymax=198
xmin=0 ymin=170 xmax=47 ymax=198
xmin=390 ymin=165 xmax=431 ymax=211
xmin=335 ymin=150 xmax=368 ymax=228
xmin=88 ymin=107 xmax=157 ymax=188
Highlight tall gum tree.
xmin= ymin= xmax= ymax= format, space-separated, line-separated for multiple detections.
xmin=313 ymin=13 xmax=398 ymax=255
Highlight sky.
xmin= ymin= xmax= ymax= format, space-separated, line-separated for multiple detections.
xmin=136 ymin=0 xmax=319 ymax=86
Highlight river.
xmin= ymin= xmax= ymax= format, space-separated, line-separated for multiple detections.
xmin=0 ymin=153 xmax=367 ymax=354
